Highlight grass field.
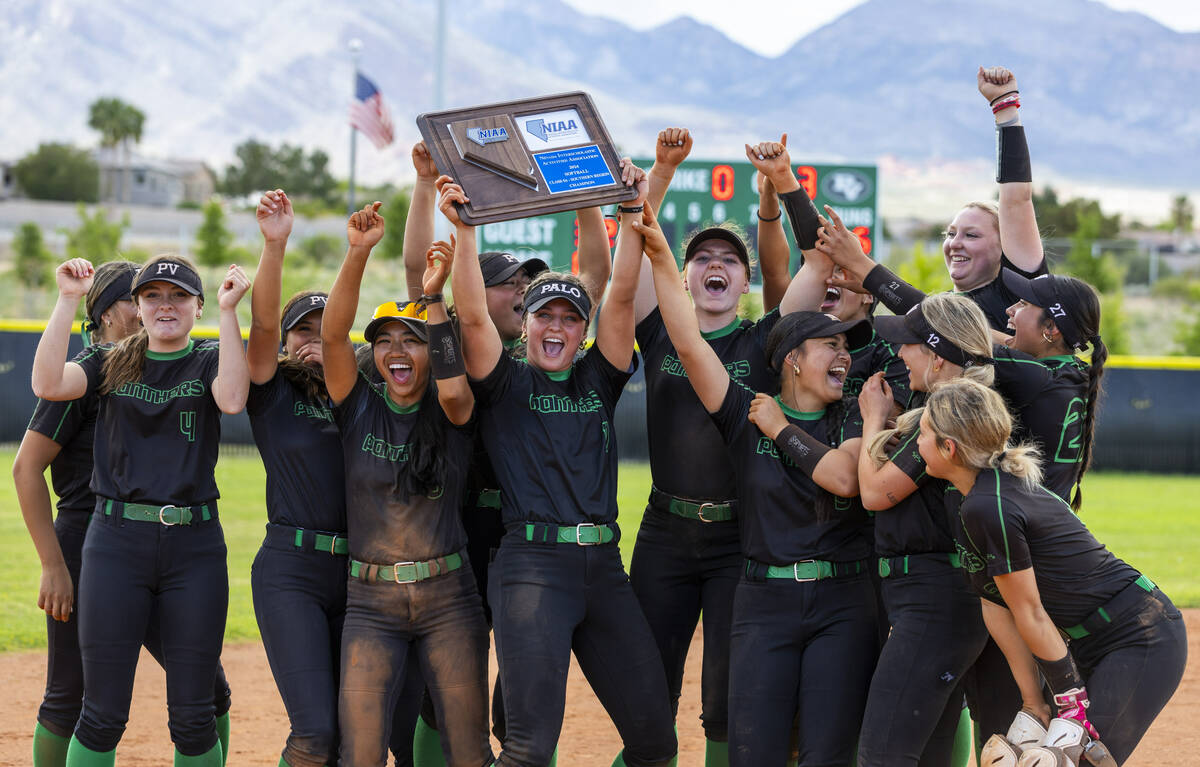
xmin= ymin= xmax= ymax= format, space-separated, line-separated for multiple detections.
xmin=2 ymin=448 xmax=1198 ymax=651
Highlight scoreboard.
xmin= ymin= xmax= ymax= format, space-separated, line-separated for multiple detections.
xmin=476 ymin=158 xmax=878 ymax=279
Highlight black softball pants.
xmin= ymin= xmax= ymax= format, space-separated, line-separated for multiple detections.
xmin=73 ymin=506 xmax=228 ymax=756
xmin=629 ymin=505 xmax=741 ymax=742
xmin=727 ymin=571 xmax=878 ymax=767
xmin=338 ymin=565 xmax=492 ymax=767
xmin=488 ymin=536 xmax=678 ymax=767
xmin=39 ymin=513 xmax=231 ymax=739
xmin=1064 ymin=586 xmax=1188 ymax=764
xmin=856 ymin=558 xmax=988 ymax=767
xmin=251 ymin=526 xmax=348 ymax=767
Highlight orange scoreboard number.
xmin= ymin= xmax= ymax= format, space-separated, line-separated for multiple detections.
xmin=711 ymin=164 xmax=735 ymax=202
xmin=794 ymin=166 xmax=817 ymax=200
xmin=570 ymin=216 xmax=620 ymax=273
xmin=853 ymin=226 xmax=873 ymax=256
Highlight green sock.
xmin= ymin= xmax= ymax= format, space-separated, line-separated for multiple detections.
xmin=704 ymin=738 xmax=729 ymax=767
xmin=174 ymin=741 xmax=223 ymax=766
xmin=950 ymin=707 xmax=973 ymax=767
xmin=33 ymin=723 xmax=71 ymax=767
xmin=277 ymin=759 xmax=289 ymax=767
xmin=215 ymin=713 xmax=230 ymax=767
xmin=548 ymin=746 xmax=558 ymax=767
xmin=412 ymin=715 xmax=447 ymax=767
xmin=64 ymin=736 xmax=115 ymax=767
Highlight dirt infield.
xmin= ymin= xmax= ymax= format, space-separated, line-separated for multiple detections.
xmin=1 ymin=611 xmax=1195 ymax=765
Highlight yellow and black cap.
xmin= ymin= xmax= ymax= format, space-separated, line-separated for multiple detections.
xmin=1000 ymin=269 xmax=1087 ymax=351
xmin=364 ymin=301 xmax=428 ymax=343
xmin=875 ymin=304 xmax=993 ymax=368
xmin=131 ymin=258 xmax=204 ymax=299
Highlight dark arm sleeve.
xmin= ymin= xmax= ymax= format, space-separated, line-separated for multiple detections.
xmin=779 ymin=187 xmax=821 ymax=250
xmin=862 ymin=264 xmax=928 ymax=316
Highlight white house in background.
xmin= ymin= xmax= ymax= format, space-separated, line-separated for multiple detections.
xmin=96 ymin=149 xmax=216 ymax=207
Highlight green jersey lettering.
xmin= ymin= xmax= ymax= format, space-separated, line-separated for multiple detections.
xmin=1053 ymin=397 xmax=1086 ymax=464
xmin=112 ymin=378 xmax=206 ymax=404
xmin=361 ymin=432 xmax=410 ymax=463
xmin=755 ymin=436 xmax=797 ymax=468
xmin=660 ymin=354 xmax=751 ymax=380
xmin=293 ymin=400 xmax=334 ymax=422
xmin=528 ymin=390 xmax=603 ymax=414
xmin=179 ymin=410 xmax=196 ymax=442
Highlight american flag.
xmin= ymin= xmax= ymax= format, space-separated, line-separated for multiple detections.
xmin=349 ymin=73 xmax=395 ymax=150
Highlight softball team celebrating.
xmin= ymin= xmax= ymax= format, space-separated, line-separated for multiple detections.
xmin=20 ymin=64 xmax=1185 ymax=767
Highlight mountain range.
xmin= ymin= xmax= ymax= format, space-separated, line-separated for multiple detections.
xmin=3 ymin=0 xmax=1198 ymax=212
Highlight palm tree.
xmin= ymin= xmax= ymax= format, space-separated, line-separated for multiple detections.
xmin=88 ymin=97 xmax=145 ymax=204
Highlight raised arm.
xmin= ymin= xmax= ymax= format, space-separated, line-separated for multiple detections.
xmin=210 ymin=264 xmax=252 ymax=414
xmin=817 ymin=206 xmax=928 ymax=316
xmin=575 ymin=206 xmax=611 ymax=311
xmin=403 ymin=142 xmax=440 ymax=301
xmin=247 ymin=189 xmax=294 ymax=384
xmin=12 ymin=431 xmax=72 ymax=622
xmin=979 ymin=66 xmax=1043 ymax=273
xmin=632 ymin=203 xmax=729 ymax=413
xmin=322 ymin=202 xmax=386 ymax=405
xmin=755 ymin=174 xmax=791 ymax=312
xmin=421 ymin=237 xmax=474 ymax=425
xmin=31 ymin=259 xmax=93 ymax=401
xmin=440 ymin=177 xmax=503 ymax=380
xmin=595 ymin=159 xmax=648 ymax=371
xmin=636 ymin=127 xmax=693 ymax=323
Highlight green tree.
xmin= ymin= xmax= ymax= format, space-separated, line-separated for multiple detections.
xmin=88 ymin=97 xmax=146 ymax=203
xmin=194 ymin=200 xmax=233 ymax=267
xmin=1099 ymin=293 xmax=1129 ymax=355
xmin=1062 ymin=209 xmax=1122 ymax=293
xmin=1176 ymin=311 xmax=1200 ymax=356
xmin=378 ymin=190 xmax=411 ymax=261
xmin=1033 ymin=186 xmax=1121 ymax=239
xmin=1169 ymin=195 xmax=1194 ymax=233
xmin=14 ymin=222 xmax=53 ymax=288
xmin=894 ymin=241 xmax=953 ymax=294
xmin=13 ymin=143 xmax=100 ymax=202
xmin=297 ymin=234 xmax=344 ymax=266
xmin=63 ymin=204 xmax=128 ymax=264
xmin=222 ymin=140 xmax=339 ymax=208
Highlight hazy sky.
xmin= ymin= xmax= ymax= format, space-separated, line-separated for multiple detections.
xmin=562 ymin=0 xmax=1200 ymax=57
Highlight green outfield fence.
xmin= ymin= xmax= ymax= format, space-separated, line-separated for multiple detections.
xmin=2 ymin=323 xmax=1198 ymax=472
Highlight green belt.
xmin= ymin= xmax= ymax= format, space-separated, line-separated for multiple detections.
xmin=349 ymin=550 xmax=465 ymax=584
xmin=650 ymin=486 xmax=735 ymax=523
xmin=476 ymin=489 xmax=502 ymax=510
xmin=103 ymin=498 xmax=212 ymax=526
xmin=878 ymin=552 xmax=961 ymax=579
xmin=292 ymin=528 xmax=349 ymax=555
xmin=748 ymin=558 xmax=867 ymax=582
xmin=1061 ymin=574 xmax=1156 ymax=640
xmin=523 ymin=522 xmax=616 ymax=545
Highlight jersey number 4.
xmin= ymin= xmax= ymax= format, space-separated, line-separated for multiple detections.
xmin=180 ymin=411 xmax=196 ymax=443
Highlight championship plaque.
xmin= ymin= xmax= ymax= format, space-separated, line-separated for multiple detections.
xmin=417 ymin=92 xmax=636 ymax=225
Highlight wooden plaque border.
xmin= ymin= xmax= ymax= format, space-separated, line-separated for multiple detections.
xmin=417 ymin=91 xmax=636 ymax=226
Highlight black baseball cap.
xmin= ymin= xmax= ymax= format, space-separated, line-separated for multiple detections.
xmin=282 ymin=293 xmax=328 ymax=332
xmin=1001 ymin=269 xmax=1086 ymax=350
xmin=767 ymin=311 xmax=872 ymax=372
xmin=364 ymin=301 xmax=429 ymax=343
xmin=684 ymin=228 xmax=751 ymax=268
xmin=479 ymin=251 xmax=548 ymax=287
xmin=875 ymin=304 xmax=993 ymax=368
xmin=522 ymin=279 xmax=592 ymax=320
xmin=132 ymin=258 xmax=204 ymax=300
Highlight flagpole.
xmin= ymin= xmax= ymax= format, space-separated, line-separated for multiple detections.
xmin=348 ymin=38 xmax=363 ymax=215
